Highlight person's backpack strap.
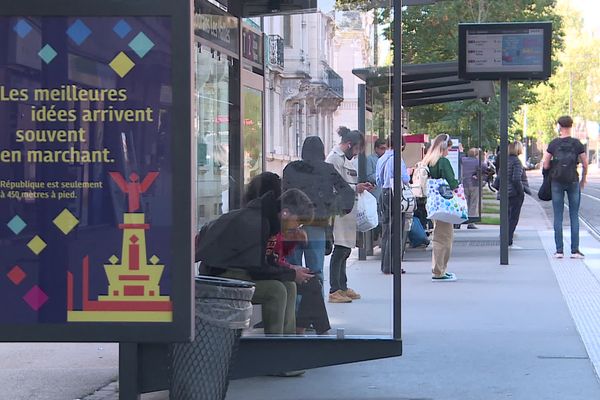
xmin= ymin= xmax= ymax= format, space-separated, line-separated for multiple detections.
xmin=410 ymin=162 xmax=430 ymax=198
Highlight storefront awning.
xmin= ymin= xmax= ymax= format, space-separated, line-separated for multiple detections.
xmin=353 ymin=61 xmax=495 ymax=107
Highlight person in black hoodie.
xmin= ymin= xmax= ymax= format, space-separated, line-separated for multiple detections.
xmin=282 ymin=136 xmax=355 ymax=282
xmin=196 ymin=179 xmax=314 ymax=335
xmin=507 ymin=141 xmax=531 ymax=248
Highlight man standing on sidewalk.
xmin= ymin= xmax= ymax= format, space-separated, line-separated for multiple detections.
xmin=542 ymin=115 xmax=588 ymax=259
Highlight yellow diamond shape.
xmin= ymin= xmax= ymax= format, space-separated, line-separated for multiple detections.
xmin=150 ymin=255 xmax=160 ymax=265
xmin=109 ymin=255 xmax=119 ymax=264
xmin=109 ymin=52 xmax=135 ymax=78
xmin=53 ymin=208 xmax=79 ymax=235
xmin=27 ymin=235 xmax=47 ymax=255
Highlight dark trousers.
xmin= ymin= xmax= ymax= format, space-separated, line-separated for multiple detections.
xmin=329 ymin=245 xmax=351 ymax=293
xmin=508 ymin=194 xmax=524 ymax=246
xmin=296 ymin=278 xmax=330 ymax=334
xmin=380 ymin=188 xmax=406 ymax=272
xmin=380 ymin=188 xmax=392 ymax=273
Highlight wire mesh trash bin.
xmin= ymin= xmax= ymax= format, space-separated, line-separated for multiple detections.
xmin=169 ymin=275 xmax=255 ymax=400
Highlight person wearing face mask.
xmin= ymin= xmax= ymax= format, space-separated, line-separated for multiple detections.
xmin=325 ymin=127 xmax=373 ymax=303
xmin=421 ymin=133 xmax=459 ymax=282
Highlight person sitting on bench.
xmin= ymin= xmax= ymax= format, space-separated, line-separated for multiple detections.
xmin=196 ymin=175 xmax=314 ymax=335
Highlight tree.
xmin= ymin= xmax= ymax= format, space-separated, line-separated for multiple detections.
xmin=524 ymin=0 xmax=600 ymax=146
xmin=335 ymin=0 xmax=565 ymax=149
xmin=401 ymin=0 xmax=564 ymax=149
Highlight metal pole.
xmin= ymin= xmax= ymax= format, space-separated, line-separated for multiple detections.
xmin=119 ymin=343 xmax=141 ymax=400
xmin=569 ymin=71 xmax=573 ymax=115
xmin=478 ymin=111 xmax=483 ymax=222
xmin=392 ymin=0 xmax=402 ymax=340
xmin=523 ymin=105 xmax=528 ymax=163
xmin=500 ymin=78 xmax=509 ymax=265
xmin=358 ymin=84 xmax=368 ymax=261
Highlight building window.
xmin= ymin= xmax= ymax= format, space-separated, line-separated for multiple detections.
xmin=283 ymin=15 xmax=291 ymax=46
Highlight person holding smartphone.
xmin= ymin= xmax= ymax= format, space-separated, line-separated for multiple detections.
xmin=326 ymin=127 xmax=373 ymax=303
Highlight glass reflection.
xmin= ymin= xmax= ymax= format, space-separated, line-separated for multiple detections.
xmin=195 ymin=0 xmax=395 ymax=337
xmin=195 ymin=46 xmax=230 ymax=229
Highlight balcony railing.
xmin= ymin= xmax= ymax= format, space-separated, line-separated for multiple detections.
xmin=268 ymin=34 xmax=284 ymax=71
xmin=324 ymin=66 xmax=343 ymax=98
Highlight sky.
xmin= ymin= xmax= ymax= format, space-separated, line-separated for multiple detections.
xmin=569 ymin=0 xmax=600 ymax=31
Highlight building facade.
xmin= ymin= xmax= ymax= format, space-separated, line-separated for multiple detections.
xmin=264 ymin=11 xmax=343 ymax=175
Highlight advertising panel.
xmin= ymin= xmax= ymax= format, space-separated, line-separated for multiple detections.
xmin=0 ymin=0 xmax=192 ymax=342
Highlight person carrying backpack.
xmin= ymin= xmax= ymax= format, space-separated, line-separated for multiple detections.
xmin=542 ymin=115 xmax=588 ymax=259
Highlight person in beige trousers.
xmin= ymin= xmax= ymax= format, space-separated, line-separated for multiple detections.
xmin=421 ymin=134 xmax=459 ymax=282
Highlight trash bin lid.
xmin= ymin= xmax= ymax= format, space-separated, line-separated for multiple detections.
xmin=195 ymin=275 xmax=255 ymax=289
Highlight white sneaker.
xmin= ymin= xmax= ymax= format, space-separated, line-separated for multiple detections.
xmin=509 ymin=245 xmax=523 ymax=250
xmin=554 ymin=252 xmax=564 ymax=259
xmin=571 ymin=251 xmax=585 ymax=259
xmin=432 ymin=272 xmax=457 ymax=282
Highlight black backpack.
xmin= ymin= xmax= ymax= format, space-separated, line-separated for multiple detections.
xmin=550 ymin=139 xmax=579 ymax=184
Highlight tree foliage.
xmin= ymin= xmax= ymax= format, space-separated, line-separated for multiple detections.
xmin=335 ymin=0 xmax=565 ymax=150
xmin=523 ymin=0 xmax=600 ymax=146
xmin=401 ymin=0 xmax=564 ymax=150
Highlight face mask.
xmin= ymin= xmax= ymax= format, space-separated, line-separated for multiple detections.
xmin=344 ymin=146 xmax=355 ymax=160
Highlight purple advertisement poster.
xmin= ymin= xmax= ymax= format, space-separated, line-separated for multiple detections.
xmin=0 ymin=16 xmax=174 ymax=324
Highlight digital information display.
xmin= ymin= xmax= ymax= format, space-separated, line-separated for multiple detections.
xmin=459 ymin=22 xmax=552 ymax=80
xmin=0 ymin=0 xmax=193 ymax=343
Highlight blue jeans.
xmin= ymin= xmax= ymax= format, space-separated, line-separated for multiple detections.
xmin=287 ymin=225 xmax=326 ymax=281
xmin=551 ymin=180 xmax=581 ymax=253
xmin=408 ymin=216 xmax=428 ymax=247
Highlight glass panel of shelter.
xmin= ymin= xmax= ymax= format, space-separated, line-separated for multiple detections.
xmin=194 ymin=0 xmax=397 ymax=338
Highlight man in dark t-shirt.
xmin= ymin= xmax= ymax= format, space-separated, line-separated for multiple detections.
xmin=542 ymin=115 xmax=588 ymax=259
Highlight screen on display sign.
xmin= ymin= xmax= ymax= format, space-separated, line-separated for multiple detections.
xmin=0 ymin=11 xmax=192 ymax=342
xmin=458 ymin=22 xmax=552 ymax=80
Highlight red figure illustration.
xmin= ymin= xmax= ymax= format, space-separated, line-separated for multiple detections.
xmin=109 ymin=172 xmax=159 ymax=212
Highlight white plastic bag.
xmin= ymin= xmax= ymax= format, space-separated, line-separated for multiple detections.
xmin=356 ymin=191 xmax=378 ymax=232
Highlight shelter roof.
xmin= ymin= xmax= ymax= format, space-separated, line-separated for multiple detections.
xmin=353 ymin=61 xmax=495 ymax=107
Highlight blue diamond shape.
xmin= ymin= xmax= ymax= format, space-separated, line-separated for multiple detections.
xmin=7 ymin=215 xmax=26 ymax=235
xmin=129 ymin=32 xmax=155 ymax=58
xmin=38 ymin=44 xmax=57 ymax=64
xmin=14 ymin=19 xmax=32 ymax=39
xmin=66 ymin=19 xmax=91 ymax=46
xmin=113 ymin=20 xmax=132 ymax=39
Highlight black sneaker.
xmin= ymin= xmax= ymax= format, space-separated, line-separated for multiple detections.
xmin=571 ymin=251 xmax=585 ymax=259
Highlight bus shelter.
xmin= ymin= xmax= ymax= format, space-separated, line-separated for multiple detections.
xmin=353 ymin=61 xmax=494 ymax=259
xmin=0 ymin=0 xmax=493 ymax=399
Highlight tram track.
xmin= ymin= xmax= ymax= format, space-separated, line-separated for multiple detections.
xmin=526 ymin=171 xmax=600 ymax=242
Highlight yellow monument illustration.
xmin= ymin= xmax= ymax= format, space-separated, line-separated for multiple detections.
xmin=67 ymin=172 xmax=172 ymax=322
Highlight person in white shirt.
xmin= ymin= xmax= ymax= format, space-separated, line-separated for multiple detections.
xmin=325 ymin=127 xmax=373 ymax=303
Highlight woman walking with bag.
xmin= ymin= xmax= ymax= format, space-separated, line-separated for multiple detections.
xmin=507 ymin=141 xmax=531 ymax=248
xmin=422 ymin=134 xmax=458 ymax=282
